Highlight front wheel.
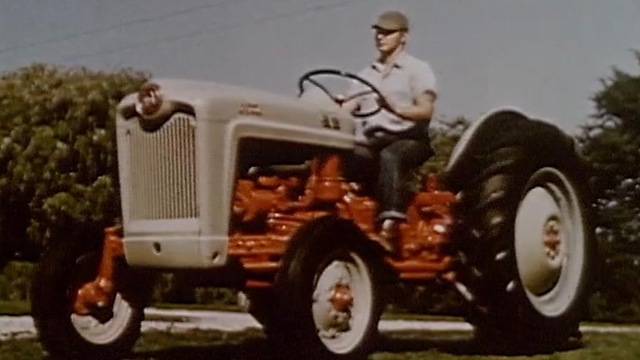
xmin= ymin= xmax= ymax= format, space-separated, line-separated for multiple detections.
xmin=270 ymin=217 xmax=387 ymax=360
xmin=31 ymin=242 xmax=149 ymax=359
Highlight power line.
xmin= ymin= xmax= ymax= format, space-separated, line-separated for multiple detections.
xmin=0 ymin=0 xmax=237 ymax=55
xmin=60 ymin=0 xmax=368 ymax=63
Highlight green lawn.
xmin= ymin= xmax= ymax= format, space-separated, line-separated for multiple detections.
xmin=2 ymin=299 xmax=639 ymax=359
xmin=0 ymin=301 xmax=30 ymax=316
xmin=1 ymin=329 xmax=639 ymax=360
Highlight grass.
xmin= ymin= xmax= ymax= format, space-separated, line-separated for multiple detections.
xmin=0 ymin=339 xmax=44 ymax=360
xmin=2 ymin=299 xmax=639 ymax=359
xmin=0 ymin=301 xmax=30 ymax=316
xmin=102 ymin=331 xmax=640 ymax=360
xmin=1 ymin=329 xmax=639 ymax=360
xmin=381 ymin=311 xmax=462 ymax=322
xmin=369 ymin=331 xmax=640 ymax=360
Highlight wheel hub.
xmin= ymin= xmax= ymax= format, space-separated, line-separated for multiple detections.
xmin=314 ymin=279 xmax=353 ymax=338
xmin=312 ymin=260 xmax=360 ymax=340
xmin=308 ymin=250 xmax=375 ymax=355
xmin=542 ymin=217 xmax=562 ymax=260
xmin=330 ymin=283 xmax=354 ymax=313
xmin=515 ymin=186 xmax=565 ymax=296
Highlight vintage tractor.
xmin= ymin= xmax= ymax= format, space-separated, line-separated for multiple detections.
xmin=30 ymin=69 xmax=596 ymax=359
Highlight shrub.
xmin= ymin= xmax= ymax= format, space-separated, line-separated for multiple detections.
xmin=0 ymin=64 xmax=148 ymax=260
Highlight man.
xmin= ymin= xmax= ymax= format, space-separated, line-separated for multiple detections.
xmin=343 ymin=10 xmax=437 ymax=255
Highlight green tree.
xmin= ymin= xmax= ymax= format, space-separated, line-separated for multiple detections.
xmin=416 ymin=115 xmax=470 ymax=184
xmin=0 ymin=64 xmax=149 ymax=263
xmin=426 ymin=116 xmax=470 ymax=172
xmin=578 ymin=51 xmax=640 ymax=322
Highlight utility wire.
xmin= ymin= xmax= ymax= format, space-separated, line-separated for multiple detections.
xmin=60 ymin=0 xmax=368 ymax=63
xmin=0 ymin=0 xmax=237 ymax=55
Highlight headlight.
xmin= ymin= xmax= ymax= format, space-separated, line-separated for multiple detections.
xmin=135 ymin=82 xmax=163 ymax=117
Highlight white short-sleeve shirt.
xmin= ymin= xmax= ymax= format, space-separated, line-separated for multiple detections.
xmin=351 ymin=52 xmax=437 ymax=143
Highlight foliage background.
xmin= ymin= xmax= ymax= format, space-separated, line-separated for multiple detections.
xmin=1 ymin=57 xmax=640 ymax=322
xmin=576 ymin=51 xmax=640 ymax=322
xmin=0 ymin=64 xmax=148 ymax=260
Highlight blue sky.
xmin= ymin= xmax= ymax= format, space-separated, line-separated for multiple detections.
xmin=1 ymin=0 xmax=639 ymax=134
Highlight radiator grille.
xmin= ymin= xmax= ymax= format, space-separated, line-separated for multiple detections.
xmin=127 ymin=113 xmax=197 ymax=220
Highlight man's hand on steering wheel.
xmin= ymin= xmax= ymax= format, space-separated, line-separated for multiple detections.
xmin=375 ymin=94 xmax=397 ymax=115
xmin=298 ymin=69 xmax=385 ymax=118
xmin=334 ymin=93 xmax=364 ymax=114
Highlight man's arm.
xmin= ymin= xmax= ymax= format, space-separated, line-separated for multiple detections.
xmin=380 ymin=90 xmax=436 ymax=122
xmin=387 ymin=58 xmax=438 ymax=122
xmin=339 ymin=75 xmax=369 ymax=114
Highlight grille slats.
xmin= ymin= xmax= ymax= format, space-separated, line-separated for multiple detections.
xmin=127 ymin=113 xmax=197 ymax=220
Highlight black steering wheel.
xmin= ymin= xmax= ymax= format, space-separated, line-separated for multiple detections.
xmin=297 ymin=68 xmax=385 ymax=118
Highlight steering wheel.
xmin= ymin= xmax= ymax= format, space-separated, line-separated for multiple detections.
xmin=297 ymin=69 xmax=385 ymax=118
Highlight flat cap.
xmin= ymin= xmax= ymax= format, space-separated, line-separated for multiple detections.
xmin=372 ymin=10 xmax=409 ymax=31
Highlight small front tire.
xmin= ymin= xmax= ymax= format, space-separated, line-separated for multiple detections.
xmin=270 ymin=217 xmax=387 ymax=360
xmin=31 ymin=242 xmax=147 ymax=359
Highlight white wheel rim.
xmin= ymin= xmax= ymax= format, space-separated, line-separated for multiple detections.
xmin=514 ymin=167 xmax=586 ymax=317
xmin=70 ymin=293 xmax=134 ymax=344
xmin=311 ymin=250 xmax=373 ymax=354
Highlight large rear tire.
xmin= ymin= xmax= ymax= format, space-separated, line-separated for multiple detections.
xmin=31 ymin=242 xmax=150 ymax=359
xmin=269 ymin=216 xmax=387 ymax=360
xmin=453 ymin=125 xmax=596 ymax=353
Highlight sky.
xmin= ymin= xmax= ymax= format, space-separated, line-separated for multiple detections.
xmin=1 ymin=0 xmax=639 ymax=134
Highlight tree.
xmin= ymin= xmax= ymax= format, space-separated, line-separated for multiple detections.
xmin=577 ymin=51 xmax=640 ymax=322
xmin=411 ymin=115 xmax=471 ymax=191
xmin=0 ymin=64 xmax=149 ymax=264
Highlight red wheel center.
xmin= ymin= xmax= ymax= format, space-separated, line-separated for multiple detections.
xmin=330 ymin=283 xmax=353 ymax=313
xmin=542 ymin=219 xmax=562 ymax=257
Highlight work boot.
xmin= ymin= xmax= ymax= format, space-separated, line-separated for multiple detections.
xmin=379 ymin=218 xmax=400 ymax=255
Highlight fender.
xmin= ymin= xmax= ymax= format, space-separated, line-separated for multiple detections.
xmin=278 ymin=215 xmax=396 ymax=284
xmin=443 ymin=107 xmax=574 ymax=190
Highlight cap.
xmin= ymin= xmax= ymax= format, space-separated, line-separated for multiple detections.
xmin=372 ymin=10 xmax=409 ymax=31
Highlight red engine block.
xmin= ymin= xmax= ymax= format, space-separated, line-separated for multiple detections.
xmin=229 ymin=154 xmax=456 ymax=287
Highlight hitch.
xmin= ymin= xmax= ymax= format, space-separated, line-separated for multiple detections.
xmin=72 ymin=226 xmax=125 ymax=316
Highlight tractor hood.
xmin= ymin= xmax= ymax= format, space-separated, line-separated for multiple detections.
xmin=117 ymin=78 xmax=355 ymax=137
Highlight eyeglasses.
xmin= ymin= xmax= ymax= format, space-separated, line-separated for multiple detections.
xmin=373 ymin=28 xmax=401 ymax=37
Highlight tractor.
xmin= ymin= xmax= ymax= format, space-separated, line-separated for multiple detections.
xmin=30 ymin=69 xmax=596 ymax=359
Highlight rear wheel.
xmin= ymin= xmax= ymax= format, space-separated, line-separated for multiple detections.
xmin=31 ymin=242 xmax=149 ymax=359
xmin=453 ymin=130 xmax=595 ymax=353
xmin=270 ymin=217 xmax=386 ymax=360
xmin=515 ymin=168 xmax=587 ymax=319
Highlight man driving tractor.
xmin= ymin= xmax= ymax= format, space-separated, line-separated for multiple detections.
xmin=342 ymin=10 xmax=438 ymax=254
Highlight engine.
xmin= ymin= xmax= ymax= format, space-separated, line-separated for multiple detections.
xmin=228 ymin=154 xmax=456 ymax=285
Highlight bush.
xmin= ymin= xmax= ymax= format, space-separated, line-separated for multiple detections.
xmin=0 ymin=262 xmax=34 ymax=301
xmin=0 ymin=64 xmax=148 ymax=260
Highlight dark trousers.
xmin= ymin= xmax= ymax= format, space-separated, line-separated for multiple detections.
xmin=347 ymin=129 xmax=433 ymax=222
